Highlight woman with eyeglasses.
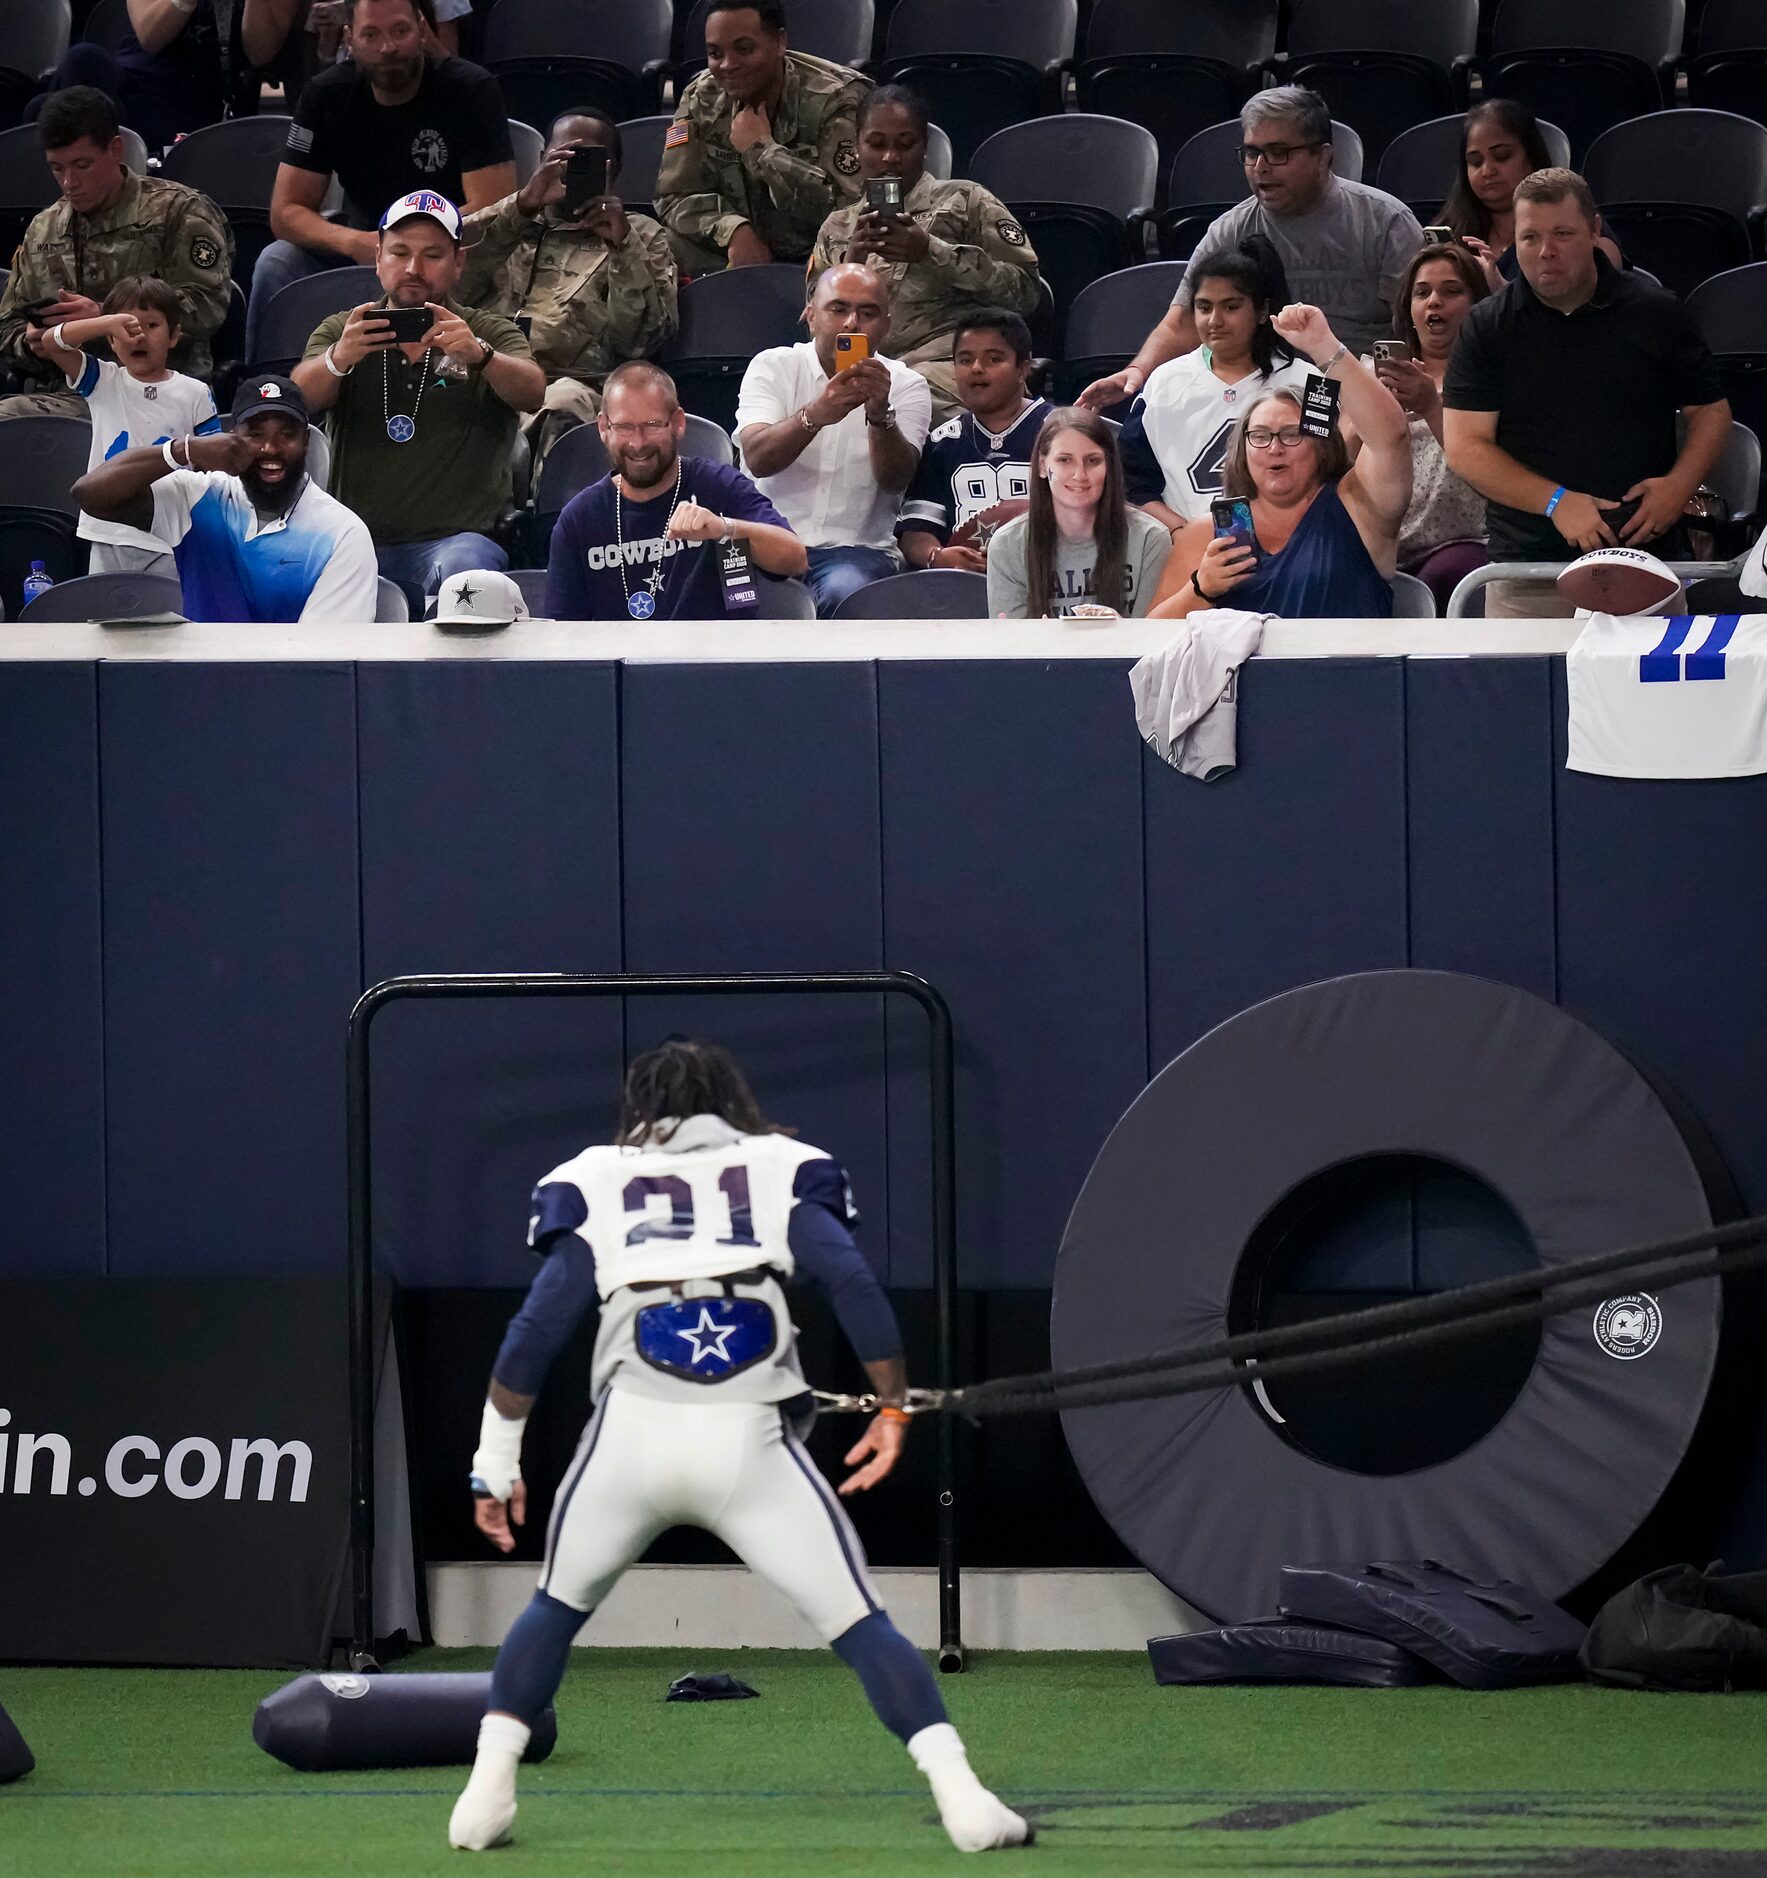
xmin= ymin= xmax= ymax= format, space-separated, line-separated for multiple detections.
xmin=1149 ymin=303 xmax=1411 ymax=620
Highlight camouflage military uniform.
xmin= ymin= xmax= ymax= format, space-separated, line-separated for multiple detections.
xmin=655 ymin=51 xmax=870 ymax=272
xmin=458 ymin=193 xmax=678 ymax=440
xmin=0 ymin=173 xmax=234 ymax=418
xmin=810 ymin=174 xmax=1041 ymax=423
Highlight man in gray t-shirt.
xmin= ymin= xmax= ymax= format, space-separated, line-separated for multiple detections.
xmin=1078 ymin=86 xmax=1422 ymax=412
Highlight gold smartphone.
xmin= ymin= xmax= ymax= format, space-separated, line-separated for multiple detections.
xmin=834 ymin=332 xmax=871 ymax=371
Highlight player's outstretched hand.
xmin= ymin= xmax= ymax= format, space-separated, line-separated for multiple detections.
xmin=839 ymin=1412 xmax=905 ymax=1495
xmin=474 ymin=1480 xmax=527 ymax=1552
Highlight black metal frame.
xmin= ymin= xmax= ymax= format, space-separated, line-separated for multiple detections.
xmin=346 ymin=970 xmax=964 ymax=1672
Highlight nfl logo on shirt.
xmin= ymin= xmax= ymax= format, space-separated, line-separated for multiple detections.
xmin=1566 ymin=612 xmax=1767 ymax=778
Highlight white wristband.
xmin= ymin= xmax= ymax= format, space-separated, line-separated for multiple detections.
xmin=322 ymin=344 xmax=350 ymax=378
xmin=161 ymin=437 xmax=181 ymax=470
xmin=470 ymin=1398 xmax=526 ymax=1501
xmin=50 ymin=323 xmax=69 ymax=350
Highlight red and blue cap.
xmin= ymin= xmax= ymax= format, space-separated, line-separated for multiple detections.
xmin=379 ymin=190 xmax=463 ymax=241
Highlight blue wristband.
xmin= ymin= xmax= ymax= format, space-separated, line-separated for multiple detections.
xmin=1544 ymin=485 xmax=1566 ymax=517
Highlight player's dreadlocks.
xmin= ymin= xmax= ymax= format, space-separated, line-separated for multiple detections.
xmin=616 ymin=1038 xmax=788 ymax=1144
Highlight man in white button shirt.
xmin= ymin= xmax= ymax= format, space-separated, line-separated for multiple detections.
xmin=735 ymin=262 xmax=932 ymax=615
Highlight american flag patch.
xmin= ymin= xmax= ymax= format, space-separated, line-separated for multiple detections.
xmin=287 ymin=124 xmax=314 ymax=154
xmin=664 ymin=122 xmax=690 ymax=149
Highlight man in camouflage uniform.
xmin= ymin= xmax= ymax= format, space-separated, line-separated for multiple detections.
xmin=459 ymin=110 xmax=677 ymax=457
xmin=0 ymin=87 xmax=233 ymax=418
xmin=655 ymin=0 xmax=870 ymax=274
xmin=810 ymin=87 xmax=1041 ymax=423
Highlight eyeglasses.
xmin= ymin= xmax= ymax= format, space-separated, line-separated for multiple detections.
xmin=1245 ymin=425 xmax=1306 ymax=450
xmin=605 ymin=419 xmax=672 ymax=440
xmin=1238 ymin=140 xmax=1323 ymax=168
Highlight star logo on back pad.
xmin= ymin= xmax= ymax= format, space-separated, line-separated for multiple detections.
xmin=679 ymin=1306 xmax=738 ymax=1365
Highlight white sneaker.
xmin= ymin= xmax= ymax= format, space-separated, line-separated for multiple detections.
xmin=448 ymin=1780 xmax=517 ymax=1851
xmin=908 ymin=1722 xmax=1034 ymax=1853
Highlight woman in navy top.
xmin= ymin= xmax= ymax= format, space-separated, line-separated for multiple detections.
xmin=1150 ymin=303 xmax=1412 ymax=622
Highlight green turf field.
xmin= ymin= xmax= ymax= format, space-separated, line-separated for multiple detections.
xmin=5 ymin=1645 xmax=1767 ymax=1876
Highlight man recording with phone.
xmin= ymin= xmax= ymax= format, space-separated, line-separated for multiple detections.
xmin=291 ymin=190 xmax=544 ymax=612
xmin=460 ymin=110 xmax=678 ymax=465
xmin=735 ymin=263 xmax=932 ymax=615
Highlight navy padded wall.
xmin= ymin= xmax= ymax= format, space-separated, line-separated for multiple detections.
xmin=619 ymin=664 xmax=891 ymax=1276
xmin=0 ymin=666 xmax=105 ymax=1275
xmin=356 ymin=663 xmax=624 ymax=1288
xmin=99 ymin=665 xmax=361 ymax=1276
xmin=878 ymin=660 xmax=1148 ymax=1289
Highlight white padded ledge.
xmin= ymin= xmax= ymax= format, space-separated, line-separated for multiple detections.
xmin=0 ymin=616 xmax=1583 ymax=662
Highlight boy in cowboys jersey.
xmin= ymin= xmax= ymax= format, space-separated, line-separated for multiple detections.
xmin=449 ymin=1040 xmax=1030 ymax=1855
xmin=897 ymin=311 xmax=1048 ymax=574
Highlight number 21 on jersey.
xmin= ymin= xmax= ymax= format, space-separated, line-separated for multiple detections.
xmin=623 ymin=1166 xmax=759 ymax=1246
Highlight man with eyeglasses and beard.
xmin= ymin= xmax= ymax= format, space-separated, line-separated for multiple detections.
xmin=1078 ymin=87 xmax=1422 ymax=413
xmin=71 ymin=373 xmax=379 ymax=622
xmin=545 ymin=362 xmax=806 ymax=622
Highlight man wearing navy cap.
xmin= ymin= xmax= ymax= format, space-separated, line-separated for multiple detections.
xmin=71 ymin=372 xmax=380 ymax=623
xmin=293 ymin=188 xmax=545 ymax=612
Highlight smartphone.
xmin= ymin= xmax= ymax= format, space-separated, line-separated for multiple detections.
xmin=1211 ymin=497 xmax=1254 ymax=543
xmin=863 ymin=176 xmax=904 ymax=217
xmin=381 ymin=305 xmax=434 ymax=344
xmin=1604 ymin=494 xmax=1644 ymax=537
xmin=1373 ymin=340 xmax=1410 ymax=363
xmin=1422 ymin=224 xmax=1454 ymax=244
xmin=834 ymin=332 xmax=871 ymax=371
xmin=20 ymin=296 xmax=63 ymax=326
xmin=563 ymin=145 xmax=611 ymax=218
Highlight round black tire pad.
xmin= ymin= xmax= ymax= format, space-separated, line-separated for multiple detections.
xmin=1051 ymin=970 xmax=1725 ymax=1622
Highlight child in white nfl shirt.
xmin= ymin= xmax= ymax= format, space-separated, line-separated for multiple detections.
xmin=27 ymin=275 xmax=221 ymax=577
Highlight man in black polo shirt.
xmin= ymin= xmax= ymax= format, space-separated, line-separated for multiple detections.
xmin=1444 ymin=168 xmax=1730 ymax=618
xmin=246 ymin=0 xmax=515 ymax=363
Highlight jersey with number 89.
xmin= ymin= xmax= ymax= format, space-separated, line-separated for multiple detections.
xmin=528 ymin=1125 xmax=858 ymax=1404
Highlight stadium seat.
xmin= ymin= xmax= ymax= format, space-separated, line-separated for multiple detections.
xmin=509 ymin=119 xmax=542 ymax=187
xmin=675 ymin=0 xmax=875 ymax=88
xmin=9 ymin=0 xmax=71 ymax=87
xmin=1270 ymin=0 xmax=1477 ymax=168
xmin=76 ymin=0 xmax=131 ymax=50
xmin=1697 ymin=415 xmax=1762 ymax=541
xmin=1389 ymin=570 xmax=1438 ymax=617
xmin=375 ymin=576 xmax=410 ymax=622
xmin=830 ymin=566 xmax=988 ymax=617
xmin=1073 ymin=0 xmax=1276 ymax=175
xmin=160 ymin=115 xmax=294 ymax=289
xmin=923 ymin=121 xmax=952 ymax=180
xmin=664 ymin=264 xmax=808 ymax=432
xmin=17 ymin=569 xmax=183 ymax=622
xmin=0 ymin=415 xmax=96 ymax=516
xmin=1375 ymin=111 xmax=1571 ymax=225
xmin=1583 ymin=110 xmax=1767 ymax=298
xmin=1687 ymin=264 xmax=1767 ymax=509
xmin=1158 ymin=117 xmax=1364 ymax=258
xmin=0 ymin=72 xmax=35 ymax=137
xmin=484 ymin=0 xmax=673 ymax=127
xmin=1055 ymin=261 xmax=1187 ymax=403
xmin=970 ymin=117 xmax=1158 ymax=342
xmin=250 ymin=265 xmax=379 ymax=374
xmin=508 ymin=567 xmax=549 ymax=614
xmin=1685 ymin=0 xmax=1767 ymax=120
xmin=616 ymin=115 xmax=672 ymax=219
xmin=0 ymin=509 xmax=85 ymax=614
xmin=750 ymin=575 xmax=820 ymax=617
xmin=876 ymin=0 xmax=1076 ymax=171
xmin=0 ymin=120 xmax=147 ymax=255
xmin=1465 ymin=0 xmax=1681 ymax=164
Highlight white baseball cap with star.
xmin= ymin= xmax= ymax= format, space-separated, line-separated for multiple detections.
xmin=433 ymin=569 xmax=530 ymax=631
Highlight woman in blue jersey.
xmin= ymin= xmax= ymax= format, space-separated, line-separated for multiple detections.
xmin=449 ymin=1039 xmax=1029 ymax=1857
xmin=1148 ymin=302 xmax=1412 ymax=621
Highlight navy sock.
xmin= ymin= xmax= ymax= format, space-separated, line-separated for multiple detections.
xmin=488 ymin=1590 xmax=590 ymax=1724
xmin=831 ymin=1612 xmax=949 ymax=1743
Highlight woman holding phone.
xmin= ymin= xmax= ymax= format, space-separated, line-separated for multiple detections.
xmin=1149 ymin=304 xmax=1411 ymax=621
xmin=808 ymin=86 xmax=1043 ymax=422
xmin=988 ymin=408 xmax=1173 ymax=618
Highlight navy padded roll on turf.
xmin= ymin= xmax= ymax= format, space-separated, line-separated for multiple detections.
xmin=253 ymin=1673 xmax=557 ymax=1771
xmin=1279 ymin=1560 xmax=1586 ymax=1689
xmin=1052 ymin=970 xmax=1730 ymax=1621
xmin=1148 ymin=1617 xmax=1434 ymax=1688
xmin=0 ymin=1698 xmax=34 ymax=1781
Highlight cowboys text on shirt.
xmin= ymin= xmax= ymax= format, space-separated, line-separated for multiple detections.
xmin=580 ymin=536 xmax=693 ymax=572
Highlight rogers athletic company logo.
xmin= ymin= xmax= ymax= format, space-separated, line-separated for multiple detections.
xmin=0 ymin=1409 xmax=311 ymax=1503
xmin=1593 ymin=1293 xmax=1664 ymax=1360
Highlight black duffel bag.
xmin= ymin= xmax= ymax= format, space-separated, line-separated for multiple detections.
xmin=1582 ymin=1563 xmax=1767 ymax=1691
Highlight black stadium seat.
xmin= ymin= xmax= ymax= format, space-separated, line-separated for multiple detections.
xmin=1056 ymin=260 xmax=1187 ymax=403
xmin=484 ymin=0 xmax=673 ymax=128
xmin=1685 ymin=0 xmax=1767 ymax=122
xmin=830 ymin=566 xmax=988 ymax=617
xmin=1687 ymin=262 xmax=1767 ymax=508
xmin=160 ymin=116 xmax=293 ymax=289
xmin=250 ymin=265 xmax=379 ymax=375
xmin=1465 ymin=0 xmax=1682 ymax=164
xmin=675 ymin=0 xmax=874 ymax=89
xmin=0 ymin=415 xmax=95 ymax=517
xmin=9 ymin=0 xmax=71 ymax=84
xmin=17 ymin=570 xmax=184 ymax=622
xmin=1375 ymin=110 xmax=1570 ymax=225
xmin=875 ymin=0 xmax=1075 ymax=171
xmin=616 ymin=115 xmax=673 ymax=220
xmin=1158 ymin=116 xmax=1364 ymax=258
xmin=1073 ymin=0 xmax=1276 ymax=174
xmin=1583 ymin=109 xmax=1767 ymax=298
xmin=970 ymin=116 xmax=1158 ymax=346
xmin=663 ymin=264 xmax=807 ymax=432
xmin=0 ymin=509 xmax=84 ymax=616
xmin=1271 ymin=0 xmax=1477 ymax=168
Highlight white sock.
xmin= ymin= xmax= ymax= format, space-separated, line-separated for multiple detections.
xmin=448 ymin=1713 xmax=530 ymax=1850
xmin=907 ymin=1723 xmax=1032 ymax=1853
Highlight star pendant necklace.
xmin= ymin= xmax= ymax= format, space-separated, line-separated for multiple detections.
xmin=381 ymin=341 xmax=436 ymax=443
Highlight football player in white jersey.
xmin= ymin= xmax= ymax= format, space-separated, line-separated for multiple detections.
xmin=448 ymin=1039 xmax=1030 ymax=1855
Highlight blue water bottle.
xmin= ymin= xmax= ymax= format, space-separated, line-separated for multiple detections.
xmin=21 ymin=561 xmax=53 ymax=611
